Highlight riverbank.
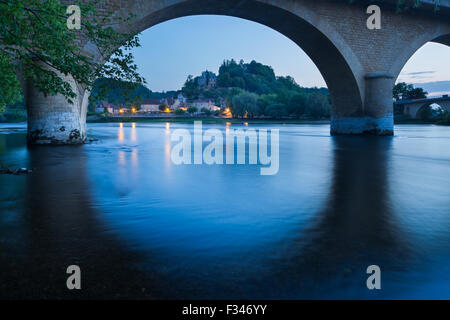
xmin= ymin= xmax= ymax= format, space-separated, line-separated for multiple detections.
xmin=87 ymin=116 xmax=450 ymax=126
xmin=87 ymin=116 xmax=331 ymax=124
xmin=2 ymin=116 xmax=449 ymax=126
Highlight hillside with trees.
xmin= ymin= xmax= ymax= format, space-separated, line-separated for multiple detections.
xmin=88 ymin=78 xmax=176 ymax=111
xmin=182 ymin=59 xmax=331 ymax=119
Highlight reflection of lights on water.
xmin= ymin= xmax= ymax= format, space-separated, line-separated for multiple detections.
xmin=165 ymin=141 xmax=171 ymax=159
xmin=118 ymin=150 xmax=125 ymax=165
xmin=244 ymin=122 xmax=248 ymax=126
xmin=131 ymin=122 xmax=137 ymax=141
xmin=225 ymin=122 xmax=231 ymax=134
xmin=118 ymin=123 xmax=124 ymax=141
xmin=118 ymin=149 xmax=139 ymax=168
xmin=164 ymin=129 xmax=172 ymax=175
xmin=131 ymin=149 xmax=138 ymax=168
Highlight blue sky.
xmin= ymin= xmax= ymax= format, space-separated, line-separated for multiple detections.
xmin=131 ymin=15 xmax=450 ymax=94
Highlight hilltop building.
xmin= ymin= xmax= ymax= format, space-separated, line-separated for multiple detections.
xmin=197 ymin=71 xmax=217 ymax=89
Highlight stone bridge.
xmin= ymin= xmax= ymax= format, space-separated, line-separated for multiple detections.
xmin=395 ymin=95 xmax=450 ymax=119
xmin=21 ymin=0 xmax=450 ymax=144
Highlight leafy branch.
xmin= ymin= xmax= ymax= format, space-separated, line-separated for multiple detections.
xmin=0 ymin=0 xmax=145 ymax=108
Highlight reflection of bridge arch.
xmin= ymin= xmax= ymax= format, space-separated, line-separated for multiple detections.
xmin=22 ymin=0 xmax=450 ymax=144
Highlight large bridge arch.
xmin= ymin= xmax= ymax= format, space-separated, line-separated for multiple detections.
xmin=24 ymin=0 xmax=450 ymax=144
xmin=86 ymin=0 xmax=366 ymax=123
xmin=390 ymin=21 xmax=450 ymax=85
xmin=392 ymin=28 xmax=450 ymax=120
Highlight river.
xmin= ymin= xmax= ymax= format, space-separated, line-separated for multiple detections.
xmin=0 ymin=122 xmax=449 ymax=299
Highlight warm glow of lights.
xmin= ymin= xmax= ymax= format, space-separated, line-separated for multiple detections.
xmin=226 ymin=122 xmax=231 ymax=126
xmin=244 ymin=122 xmax=248 ymax=126
xmin=119 ymin=122 xmax=123 ymax=128
xmin=166 ymin=122 xmax=170 ymax=130
xmin=118 ymin=126 xmax=124 ymax=142
xmin=132 ymin=122 xmax=136 ymax=128
xmin=164 ymin=107 xmax=171 ymax=113
xmin=223 ymin=108 xmax=232 ymax=118
xmin=119 ymin=108 xmax=124 ymax=114
xmin=118 ymin=150 xmax=125 ymax=165
xmin=131 ymin=149 xmax=138 ymax=167
xmin=131 ymin=107 xmax=137 ymax=113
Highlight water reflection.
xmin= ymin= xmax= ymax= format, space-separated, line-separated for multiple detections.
xmin=131 ymin=122 xmax=137 ymax=142
xmin=0 ymin=144 xmax=155 ymax=299
xmin=259 ymin=137 xmax=411 ymax=298
xmin=0 ymin=124 xmax=449 ymax=299
xmin=118 ymin=122 xmax=124 ymax=141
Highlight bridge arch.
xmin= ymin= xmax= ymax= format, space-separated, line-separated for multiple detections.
xmin=86 ymin=0 xmax=365 ymax=122
xmin=391 ymin=29 xmax=450 ymax=83
xmin=414 ymin=101 xmax=450 ymax=119
xmin=415 ymin=102 xmax=438 ymax=120
xmin=24 ymin=0 xmax=450 ymax=144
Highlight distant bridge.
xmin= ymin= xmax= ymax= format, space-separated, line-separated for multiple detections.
xmin=394 ymin=95 xmax=450 ymax=119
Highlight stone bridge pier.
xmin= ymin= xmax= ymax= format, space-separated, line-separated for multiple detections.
xmin=23 ymin=0 xmax=450 ymax=144
xmin=23 ymin=69 xmax=89 ymax=145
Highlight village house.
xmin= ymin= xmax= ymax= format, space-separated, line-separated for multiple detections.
xmin=161 ymin=97 xmax=175 ymax=109
xmin=190 ymin=99 xmax=220 ymax=112
xmin=140 ymin=98 xmax=162 ymax=112
xmin=95 ymin=101 xmax=115 ymax=114
xmin=171 ymin=92 xmax=188 ymax=110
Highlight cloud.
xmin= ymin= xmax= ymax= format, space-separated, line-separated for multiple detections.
xmin=405 ymin=71 xmax=436 ymax=76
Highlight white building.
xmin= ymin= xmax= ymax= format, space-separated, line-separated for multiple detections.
xmin=171 ymin=93 xmax=188 ymax=110
xmin=95 ymin=101 xmax=115 ymax=114
xmin=140 ymin=99 xmax=161 ymax=112
xmin=190 ymin=99 xmax=220 ymax=112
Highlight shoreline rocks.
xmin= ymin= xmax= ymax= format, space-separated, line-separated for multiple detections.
xmin=0 ymin=167 xmax=32 ymax=175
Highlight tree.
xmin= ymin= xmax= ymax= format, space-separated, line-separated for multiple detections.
xmin=0 ymin=0 xmax=144 ymax=110
xmin=437 ymin=110 xmax=450 ymax=126
xmin=0 ymin=53 xmax=21 ymax=113
xmin=182 ymin=75 xmax=199 ymax=99
xmin=265 ymin=102 xmax=286 ymax=119
xmin=393 ymin=82 xmax=411 ymax=100
xmin=419 ymin=105 xmax=434 ymax=121
xmin=174 ymin=108 xmax=185 ymax=115
xmin=257 ymin=94 xmax=277 ymax=116
xmin=393 ymin=82 xmax=427 ymax=100
xmin=88 ymin=78 xmax=152 ymax=109
xmin=305 ymin=92 xmax=331 ymax=118
xmin=201 ymin=107 xmax=212 ymax=115
xmin=231 ymin=91 xmax=258 ymax=118
xmin=288 ymin=93 xmax=307 ymax=117
xmin=187 ymin=106 xmax=198 ymax=114
xmin=407 ymin=87 xmax=427 ymax=99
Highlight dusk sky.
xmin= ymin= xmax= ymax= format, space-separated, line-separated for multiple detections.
xmin=132 ymin=15 xmax=450 ymax=94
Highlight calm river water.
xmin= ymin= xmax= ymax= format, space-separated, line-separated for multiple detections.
xmin=0 ymin=122 xmax=449 ymax=299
